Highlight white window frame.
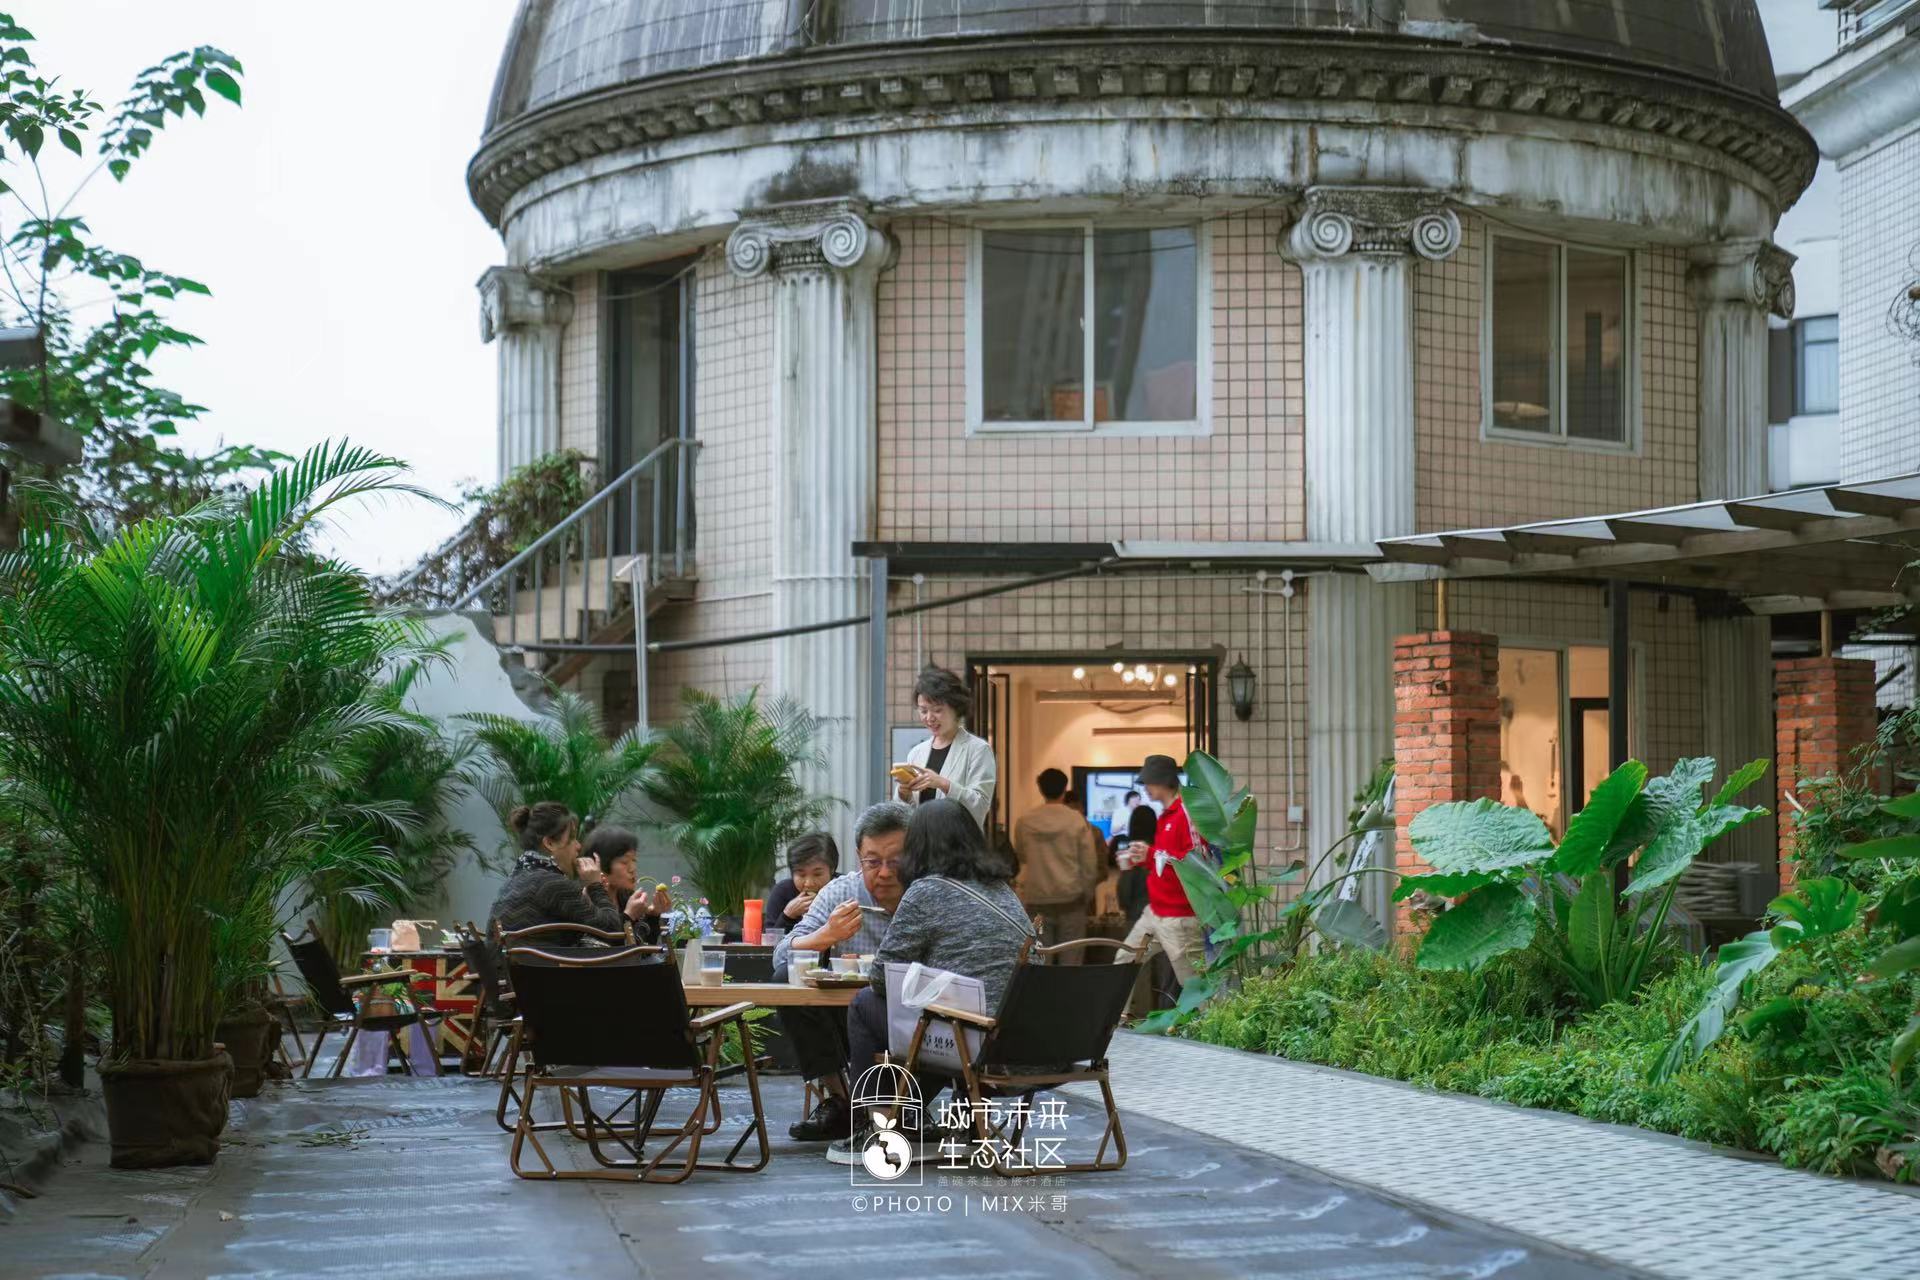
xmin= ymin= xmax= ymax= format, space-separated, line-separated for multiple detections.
xmin=965 ymin=219 xmax=1212 ymax=438
xmin=1481 ymin=230 xmax=1640 ymax=455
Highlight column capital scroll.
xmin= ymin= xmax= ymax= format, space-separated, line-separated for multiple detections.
xmin=1689 ymin=240 xmax=1796 ymax=320
xmin=726 ymin=199 xmax=895 ymax=281
xmin=1281 ymin=187 xmax=1461 ymax=265
xmin=477 ymin=266 xmax=573 ymax=344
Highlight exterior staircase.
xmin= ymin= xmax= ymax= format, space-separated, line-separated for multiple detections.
xmin=390 ymin=439 xmax=699 ymax=691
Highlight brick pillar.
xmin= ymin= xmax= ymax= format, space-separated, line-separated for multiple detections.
xmin=1775 ymin=656 xmax=1878 ymax=889
xmin=1393 ymin=631 xmax=1502 ymax=936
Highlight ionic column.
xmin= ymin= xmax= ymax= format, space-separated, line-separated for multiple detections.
xmin=727 ymin=202 xmax=894 ymax=848
xmin=1689 ymin=241 xmax=1795 ymax=501
xmin=479 ymin=266 xmax=572 ymax=478
xmin=1283 ymin=189 xmax=1460 ymax=923
xmin=1689 ymin=243 xmax=1792 ymax=874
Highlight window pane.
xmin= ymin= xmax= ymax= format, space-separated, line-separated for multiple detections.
xmin=1799 ymin=316 xmax=1838 ymax=415
xmin=1093 ymin=226 xmax=1198 ymax=421
xmin=981 ymin=229 xmax=1084 ymax=422
xmin=1490 ymin=237 xmax=1555 ymax=434
xmin=1564 ymin=249 xmax=1627 ymax=443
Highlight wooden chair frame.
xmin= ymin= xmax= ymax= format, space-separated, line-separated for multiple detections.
xmin=502 ymin=946 xmax=770 ymax=1183
xmin=902 ymin=937 xmax=1136 ymax=1177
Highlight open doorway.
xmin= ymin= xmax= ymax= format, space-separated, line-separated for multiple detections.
xmin=965 ymin=655 xmax=1217 ymax=843
xmin=1498 ymin=643 xmax=1624 ymax=835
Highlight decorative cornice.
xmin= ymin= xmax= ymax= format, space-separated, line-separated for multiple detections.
xmin=725 ymin=200 xmax=894 ymax=280
xmin=477 ymin=266 xmax=572 ymax=342
xmin=1688 ymin=241 xmax=1797 ymax=320
xmin=467 ymin=39 xmax=1818 ymax=226
xmin=1282 ymin=188 xmax=1461 ymax=263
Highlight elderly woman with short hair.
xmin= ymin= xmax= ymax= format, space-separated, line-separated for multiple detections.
xmin=895 ymin=665 xmax=996 ymax=830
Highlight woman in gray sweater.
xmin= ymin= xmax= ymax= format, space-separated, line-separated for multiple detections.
xmin=829 ymin=799 xmax=1037 ymax=1164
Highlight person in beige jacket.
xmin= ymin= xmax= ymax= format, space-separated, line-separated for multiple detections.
xmin=1012 ymin=767 xmax=1107 ymax=962
xmin=896 ymin=666 xmax=997 ymax=830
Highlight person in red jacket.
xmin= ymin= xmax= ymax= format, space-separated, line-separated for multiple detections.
xmin=1118 ymin=755 xmax=1206 ymax=986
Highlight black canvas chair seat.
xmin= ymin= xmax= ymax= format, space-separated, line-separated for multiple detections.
xmin=501 ymin=946 xmax=769 ymax=1183
xmin=902 ymin=937 xmax=1139 ymax=1176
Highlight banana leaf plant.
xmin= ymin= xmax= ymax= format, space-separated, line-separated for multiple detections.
xmin=1402 ymin=756 xmax=1769 ymax=1010
xmin=1135 ymin=751 xmax=1392 ymax=1034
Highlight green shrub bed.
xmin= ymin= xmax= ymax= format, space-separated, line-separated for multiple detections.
xmin=1179 ymin=934 xmax=1919 ymax=1181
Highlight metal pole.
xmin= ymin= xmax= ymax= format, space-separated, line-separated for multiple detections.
xmin=631 ymin=556 xmax=649 ymax=734
xmin=1609 ymin=579 xmax=1631 ymax=896
xmin=869 ymin=555 xmax=889 ymax=808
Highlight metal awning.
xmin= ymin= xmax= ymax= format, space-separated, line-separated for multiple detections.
xmin=1370 ymin=472 xmax=1920 ymax=616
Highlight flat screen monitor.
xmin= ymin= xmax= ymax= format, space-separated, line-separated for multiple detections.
xmin=1074 ymin=765 xmax=1188 ymax=840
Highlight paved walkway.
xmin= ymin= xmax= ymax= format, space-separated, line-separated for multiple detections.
xmin=6 ymin=1072 xmax=1625 ymax=1279
xmin=1064 ymin=1033 xmax=1920 ymax=1280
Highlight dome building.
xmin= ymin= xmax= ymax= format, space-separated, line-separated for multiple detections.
xmin=464 ymin=0 xmax=1817 ymax=919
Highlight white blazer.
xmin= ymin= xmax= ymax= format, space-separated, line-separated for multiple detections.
xmin=904 ymin=727 xmax=997 ymax=830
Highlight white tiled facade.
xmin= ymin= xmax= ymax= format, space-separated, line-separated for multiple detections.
xmin=1836 ymin=128 xmax=1920 ymax=479
xmin=521 ymin=209 xmax=1774 ymax=884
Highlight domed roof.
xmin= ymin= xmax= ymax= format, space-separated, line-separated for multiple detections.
xmin=483 ymin=0 xmax=1781 ymax=135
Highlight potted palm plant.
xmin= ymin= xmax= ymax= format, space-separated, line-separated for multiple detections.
xmin=462 ymin=691 xmax=657 ymax=852
xmin=644 ymin=689 xmax=834 ymax=922
xmin=0 ymin=444 xmax=437 ymax=1166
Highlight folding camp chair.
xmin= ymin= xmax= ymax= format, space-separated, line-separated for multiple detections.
xmin=502 ymin=946 xmax=769 ymax=1183
xmin=903 ymin=937 xmax=1139 ymax=1176
xmin=280 ymin=922 xmax=446 ymax=1079
xmin=458 ymin=922 xmax=515 ymax=1077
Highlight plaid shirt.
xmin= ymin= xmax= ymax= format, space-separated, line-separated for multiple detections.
xmin=772 ymin=871 xmax=891 ymax=972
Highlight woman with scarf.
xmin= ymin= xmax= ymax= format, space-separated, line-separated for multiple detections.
xmin=485 ymin=801 xmax=622 ymax=936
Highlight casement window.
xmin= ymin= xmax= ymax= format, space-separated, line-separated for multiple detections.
xmin=1795 ymin=315 xmax=1839 ymax=416
xmin=967 ymin=222 xmax=1209 ymax=435
xmin=1484 ymin=233 xmax=1633 ymax=448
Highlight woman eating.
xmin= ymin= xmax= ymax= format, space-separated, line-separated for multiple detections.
xmin=485 ymin=802 xmax=621 ymax=936
xmin=766 ymin=832 xmax=838 ymax=931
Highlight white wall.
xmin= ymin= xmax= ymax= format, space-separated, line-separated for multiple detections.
xmin=401 ymin=612 xmax=547 ymax=933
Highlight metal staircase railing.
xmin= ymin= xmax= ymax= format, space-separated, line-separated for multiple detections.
xmin=398 ymin=437 xmax=699 ymax=655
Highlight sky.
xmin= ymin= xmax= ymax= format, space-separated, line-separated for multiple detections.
xmin=16 ymin=1 xmax=521 ymax=572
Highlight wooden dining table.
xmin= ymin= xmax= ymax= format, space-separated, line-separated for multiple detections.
xmin=682 ymin=980 xmax=863 ymax=1008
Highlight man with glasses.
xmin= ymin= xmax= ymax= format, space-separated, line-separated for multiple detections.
xmin=775 ymin=802 xmax=910 ymax=1142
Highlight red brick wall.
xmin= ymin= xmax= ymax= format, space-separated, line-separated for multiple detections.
xmin=1393 ymin=631 xmax=1502 ymax=935
xmin=1775 ymin=656 xmax=1878 ymax=889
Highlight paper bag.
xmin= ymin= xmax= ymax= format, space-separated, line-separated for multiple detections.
xmin=885 ymin=961 xmax=987 ymax=1075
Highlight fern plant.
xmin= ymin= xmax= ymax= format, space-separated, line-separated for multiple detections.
xmin=643 ymin=689 xmax=834 ymax=917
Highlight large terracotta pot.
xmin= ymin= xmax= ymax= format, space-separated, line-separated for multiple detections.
xmin=99 ymin=1052 xmax=232 ymax=1168
xmin=215 ymin=1003 xmax=276 ymax=1098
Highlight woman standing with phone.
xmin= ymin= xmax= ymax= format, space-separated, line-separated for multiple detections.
xmin=892 ymin=665 xmax=996 ymax=830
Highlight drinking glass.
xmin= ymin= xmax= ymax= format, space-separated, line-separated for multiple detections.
xmin=789 ymin=950 xmax=818 ymax=986
xmin=699 ymin=948 xmax=727 ymax=986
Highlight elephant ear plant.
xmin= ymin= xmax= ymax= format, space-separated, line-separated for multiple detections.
xmin=1402 ymin=756 xmax=1768 ymax=1010
xmin=1136 ymin=751 xmax=1391 ymax=1034
xmin=0 ymin=443 xmax=439 ymax=1167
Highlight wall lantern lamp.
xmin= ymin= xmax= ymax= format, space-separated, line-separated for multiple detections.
xmin=1227 ymin=655 xmax=1257 ymax=722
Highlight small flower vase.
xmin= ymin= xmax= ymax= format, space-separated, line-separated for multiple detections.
xmin=678 ymin=935 xmax=703 ymax=986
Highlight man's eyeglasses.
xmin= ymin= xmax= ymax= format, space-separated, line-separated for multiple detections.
xmin=859 ymin=857 xmax=903 ymax=873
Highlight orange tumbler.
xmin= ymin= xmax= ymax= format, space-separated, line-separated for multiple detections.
xmin=742 ymin=898 xmax=764 ymax=945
